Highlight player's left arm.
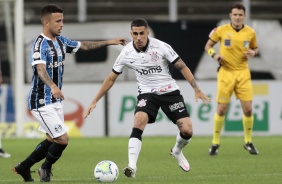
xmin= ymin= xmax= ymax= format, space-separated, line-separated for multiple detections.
xmin=79 ymin=38 xmax=127 ymax=51
xmin=174 ymin=59 xmax=211 ymax=104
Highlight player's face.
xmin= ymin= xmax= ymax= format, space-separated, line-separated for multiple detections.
xmin=45 ymin=13 xmax=64 ymax=38
xmin=229 ymin=8 xmax=245 ymax=29
xmin=131 ymin=26 xmax=149 ymax=50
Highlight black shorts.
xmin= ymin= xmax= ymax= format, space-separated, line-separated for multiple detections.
xmin=135 ymin=90 xmax=190 ymax=124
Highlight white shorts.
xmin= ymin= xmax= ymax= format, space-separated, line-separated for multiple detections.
xmin=31 ymin=102 xmax=67 ymax=138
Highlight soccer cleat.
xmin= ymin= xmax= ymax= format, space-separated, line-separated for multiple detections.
xmin=243 ymin=142 xmax=258 ymax=155
xmin=38 ymin=167 xmax=53 ymax=182
xmin=209 ymin=144 xmax=220 ymax=156
xmin=13 ymin=163 xmax=34 ymax=182
xmin=123 ymin=166 xmax=136 ymax=178
xmin=0 ymin=148 xmax=11 ymax=158
xmin=170 ymin=149 xmax=190 ymax=172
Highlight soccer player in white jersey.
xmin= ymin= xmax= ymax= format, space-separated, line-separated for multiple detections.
xmin=85 ymin=18 xmax=211 ymax=178
xmin=13 ymin=4 xmax=126 ymax=182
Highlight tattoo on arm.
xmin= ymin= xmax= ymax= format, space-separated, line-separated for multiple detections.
xmin=174 ymin=59 xmax=200 ymax=91
xmin=174 ymin=59 xmax=186 ymax=70
xmin=36 ymin=65 xmax=56 ymax=88
xmin=80 ymin=41 xmax=109 ymax=50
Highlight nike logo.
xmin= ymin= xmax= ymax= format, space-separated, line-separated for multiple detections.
xmin=179 ymin=109 xmax=185 ymax=112
xmin=130 ymin=60 xmax=136 ymax=64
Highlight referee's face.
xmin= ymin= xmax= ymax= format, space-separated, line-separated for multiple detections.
xmin=229 ymin=8 xmax=245 ymax=29
xmin=131 ymin=26 xmax=149 ymax=51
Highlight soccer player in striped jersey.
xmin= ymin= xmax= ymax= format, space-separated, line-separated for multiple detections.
xmin=85 ymin=18 xmax=211 ymax=178
xmin=205 ymin=2 xmax=259 ymax=156
xmin=13 ymin=4 xmax=126 ymax=182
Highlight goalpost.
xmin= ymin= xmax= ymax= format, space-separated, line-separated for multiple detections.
xmin=0 ymin=0 xmax=24 ymax=137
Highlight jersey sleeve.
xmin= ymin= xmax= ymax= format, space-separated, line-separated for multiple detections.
xmin=112 ymin=51 xmax=125 ymax=74
xmin=209 ymin=27 xmax=221 ymax=43
xmin=249 ymin=31 xmax=258 ymax=49
xmin=30 ymin=37 xmax=47 ymax=66
xmin=61 ymin=36 xmax=81 ymax=54
xmin=161 ymin=42 xmax=179 ymax=64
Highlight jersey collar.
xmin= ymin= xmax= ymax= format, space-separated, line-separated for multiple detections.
xmin=133 ymin=38 xmax=150 ymax=53
xmin=229 ymin=23 xmax=245 ymax=32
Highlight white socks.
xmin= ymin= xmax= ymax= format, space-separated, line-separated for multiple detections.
xmin=172 ymin=133 xmax=190 ymax=155
xmin=128 ymin=138 xmax=142 ymax=169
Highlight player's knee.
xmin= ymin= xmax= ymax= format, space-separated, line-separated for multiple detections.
xmin=54 ymin=133 xmax=69 ymax=145
xmin=244 ymin=109 xmax=252 ymax=116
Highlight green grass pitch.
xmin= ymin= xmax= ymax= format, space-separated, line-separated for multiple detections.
xmin=1 ymin=136 xmax=281 ymax=183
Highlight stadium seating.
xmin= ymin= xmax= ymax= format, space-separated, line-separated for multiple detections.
xmin=21 ymin=0 xmax=282 ymax=23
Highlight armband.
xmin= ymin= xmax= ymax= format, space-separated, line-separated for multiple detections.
xmin=208 ymin=48 xmax=216 ymax=58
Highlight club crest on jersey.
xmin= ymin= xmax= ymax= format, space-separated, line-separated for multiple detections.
xmin=150 ymin=51 xmax=159 ymax=62
xmin=244 ymin=41 xmax=250 ymax=48
xmin=137 ymin=99 xmax=147 ymax=107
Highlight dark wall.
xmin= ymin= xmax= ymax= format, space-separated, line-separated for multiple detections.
xmin=149 ymin=20 xmax=218 ymax=79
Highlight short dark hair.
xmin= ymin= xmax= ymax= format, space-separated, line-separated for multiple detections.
xmin=230 ymin=2 xmax=246 ymax=13
xmin=41 ymin=4 xmax=63 ymax=19
xmin=131 ymin=18 xmax=148 ymax=29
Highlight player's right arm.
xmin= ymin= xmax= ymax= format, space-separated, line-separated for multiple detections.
xmin=79 ymin=38 xmax=127 ymax=51
xmin=84 ymin=71 xmax=119 ymax=118
xmin=36 ymin=63 xmax=64 ymax=100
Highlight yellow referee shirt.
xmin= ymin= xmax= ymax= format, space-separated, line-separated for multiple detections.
xmin=209 ymin=23 xmax=258 ymax=70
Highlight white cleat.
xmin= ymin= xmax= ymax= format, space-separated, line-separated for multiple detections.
xmin=170 ymin=149 xmax=190 ymax=172
xmin=0 ymin=152 xmax=11 ymax=158
xmin=123 ymin=166 xmax=136 ymax=178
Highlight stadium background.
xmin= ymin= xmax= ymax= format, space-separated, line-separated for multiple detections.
xmin=0 ymin=0 xmax=282 ymax=137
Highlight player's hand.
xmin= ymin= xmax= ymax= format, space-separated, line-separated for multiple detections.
xmin=84 ymin=102 xmax=97 ymax=119
xmin=244 ymin=49 xmax=256 ymax=59
xmin=109 ymin=38 xmax=127 ymax=46
xmin=51 ymin=86 xmax=64 ymax=100
xmin=214 ymin=54 xmax=224 ymax=65
xmin=195 ymin=90 xmax=211 ymax=105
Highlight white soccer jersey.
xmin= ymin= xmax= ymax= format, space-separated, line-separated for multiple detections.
xmin=113 ymin=37 xmax=180 ymax=95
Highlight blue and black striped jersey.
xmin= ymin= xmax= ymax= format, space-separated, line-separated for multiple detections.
xmin=27 ymin=33 xmax=81 ymax=110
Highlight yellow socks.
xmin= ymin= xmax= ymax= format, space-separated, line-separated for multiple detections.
xmin=243 ymin=115 xmax=254 ymax=143
xmin=212 ymin=113 xmax=225 ymax=145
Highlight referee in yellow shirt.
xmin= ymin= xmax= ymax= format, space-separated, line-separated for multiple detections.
xmin=205 ymin=2 xmax=259 ymax=155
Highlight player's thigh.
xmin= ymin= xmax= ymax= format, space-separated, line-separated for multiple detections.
xmin=235 ymin=69 xmax=253 ymax=101
xmin=31 ymin=102 xmax=67 ymax=138
xmin=217 ymin=68 xmax=235 ymax=103
xmin=135 ymin=93 xmax=160 ymax=124
xmin=160 ymin=90 xmax=190 ymax=124
xmin=134 ymin=111 xmax=149 ymax=130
